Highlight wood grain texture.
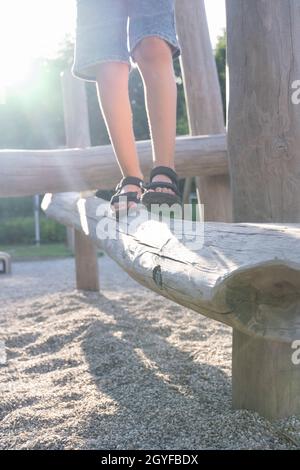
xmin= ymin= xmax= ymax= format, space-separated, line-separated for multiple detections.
xmin=42 ymin=192 xmax=300 ymax=344
xmin=0 ymin=134 xmax=227 ymax=197
xmin=227 ymin=0 xmax=300 ymax=223
xmin=176 ymin=0 xmax=232 ymax=222
xmin=226 ymin=0 xmax=300 ymax=418
xmin=232 ymin=330 xmax=300 ymax=420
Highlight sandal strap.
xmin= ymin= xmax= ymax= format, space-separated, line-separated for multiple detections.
xmin=145 ymin=181 xmax=181 ymax=196
xmin=115 ymin=176 xmax=144 ymax=192
xmin=150 ymin=166 xmax=178 ymax=185
xmin=147 ymin=166 xmax=181 ymax=196
xmin=110 ymin=191 xmax=140 ymax=205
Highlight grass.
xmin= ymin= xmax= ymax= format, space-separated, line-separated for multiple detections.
xmin=0 ymin=243 xmax=74 ymax=261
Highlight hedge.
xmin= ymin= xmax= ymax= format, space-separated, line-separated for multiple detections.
xmin=0 ymin=216 xmax=66 ymax=245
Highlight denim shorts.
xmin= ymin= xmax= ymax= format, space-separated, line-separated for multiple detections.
xmin=72 ymin=0 xmax=181 ymax=81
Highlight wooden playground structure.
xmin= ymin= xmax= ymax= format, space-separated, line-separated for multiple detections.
xmin=0 ymin=252 xmax=11 ymax=274
xmin=1 ymin=0 xmax=300 ymax=421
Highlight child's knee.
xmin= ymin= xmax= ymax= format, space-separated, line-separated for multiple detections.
xmin=95 ymin=62 xmax=129 ymax=84
xmin=132 ymin=36 xmax=172 ymax=65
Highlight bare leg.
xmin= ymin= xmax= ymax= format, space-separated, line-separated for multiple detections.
xmin=95 ymin=62 xmax=143 ymax=208
xmin=132 ymin=37 xmax=177 ymax=193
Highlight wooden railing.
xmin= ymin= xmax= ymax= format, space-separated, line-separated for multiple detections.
xmin=0 ymin=133 xmax=227 ymax=198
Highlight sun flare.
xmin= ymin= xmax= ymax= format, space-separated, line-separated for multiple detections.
xmin=0 ymin=0 xmax=76 ymax=90
xmin=0 ymin=0 xmax=225 ymax=94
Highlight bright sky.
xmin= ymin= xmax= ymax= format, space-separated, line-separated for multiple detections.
xmin=0 ymin=0 xmax=225 ymax=91
xmin=204 ymin=0 xmax=226 ymax=46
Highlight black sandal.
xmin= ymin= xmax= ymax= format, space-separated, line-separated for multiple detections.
xmin=96 ymin=176 xmax=144 ymax=218
xmin=141 ymin=166 xmax=182 ymax=210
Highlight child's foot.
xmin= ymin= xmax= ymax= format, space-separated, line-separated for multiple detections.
xmin=141 ymin=166 xmax=182 ymax=209
xmin=95 ymin=176 xmax=144 ymax=217
xmin=148 ymin=173 xmax=176 ymax=195
xmin=112 ymin=182 xmax=143 ymax=213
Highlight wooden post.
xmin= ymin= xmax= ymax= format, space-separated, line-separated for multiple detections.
xmin=232 ymin=331 xmax=300 ymax=420
xmin=175 ymin=0 xmax=232 ymax=222
xmin=227 ymin=0 xmax=300 ymax=223
xmin=0 ymin=252 xmax=12 ymax=275
xmin=227 ymin=0 xmax=300 ymax=419
xmin=61 ymin=70 xmax=99 ymax=291
xmin=182 ymin=177 xmax=193 ymax=204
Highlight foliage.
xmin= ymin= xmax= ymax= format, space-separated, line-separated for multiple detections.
xmin=215 ymin=30 xmax=226 ymax=119
xmin=0 ymin=197 xmax=33 ymax=218
xmin=0 ymin=36 xmax=189 ymax=151
xmin=0 ymin=197 xmax=66 ymax=244
xmin=0 ymin=243 xmax=73 ymax=260
xmin=0 ymin=216 xmax=66 ymax=244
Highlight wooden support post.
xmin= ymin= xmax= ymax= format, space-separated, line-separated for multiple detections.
xmin=232 ymin=331 xmax=300 ymax=420
xmin=227 ymin=0 xmax=300 ymax=418
xmin=227 ymin=0 xmax=300 ymax=223
xmin=61 ymin=70 xmax=99 ymax=291
xmin=0 ymin=252 xmax=12 ymax=275
xmin=182 ymin=177 xmax=193 ymax=204
xmin=175 ymin=0 xmax=232 ymax=222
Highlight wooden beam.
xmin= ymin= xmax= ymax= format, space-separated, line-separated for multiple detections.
xmin=227 ymin=0 xmax=300 ymax=418
xmin=175 ymin=0 xmax=232 ymax=222
xmin=43 ymin=193 xmax=300 ymax=419
xmin=42 ymin=191 xmax=300 ymax=337
xmin=61 ymin=70 xmax=99 ymax=292
xmin=0 ymin=134 xmax=227 ymax=198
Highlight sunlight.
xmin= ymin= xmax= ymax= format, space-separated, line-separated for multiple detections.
xmin=0 ymin=0 xmax=225 ymax=95
xmin=0 ymin=0 xmax=76 ymax=90
xmin=204 ymin=0 xmax=226 ymax=47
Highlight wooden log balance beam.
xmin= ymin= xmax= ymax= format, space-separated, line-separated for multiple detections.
xmin=0 ymin=134 xmax=227 ymax=198
xmin=42 ymin=192 xmax=300 ymax=420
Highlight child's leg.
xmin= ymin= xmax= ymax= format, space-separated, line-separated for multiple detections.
xmin=132 ymin=37 xmax=177 ymax=194
xmin=73 ymin=0 xmax=143 ymax=209
xmin=95 ymin=62 xmax=144 ymax=208
xmin=95 ymin=62 xmax=143 ymax=184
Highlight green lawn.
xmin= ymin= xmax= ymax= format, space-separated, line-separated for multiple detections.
xmin=0 ymin=243 xmax=74 ymax=261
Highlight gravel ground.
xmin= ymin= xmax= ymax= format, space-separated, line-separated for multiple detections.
xmin=0 ymin=257 xmax=300 ymax=450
